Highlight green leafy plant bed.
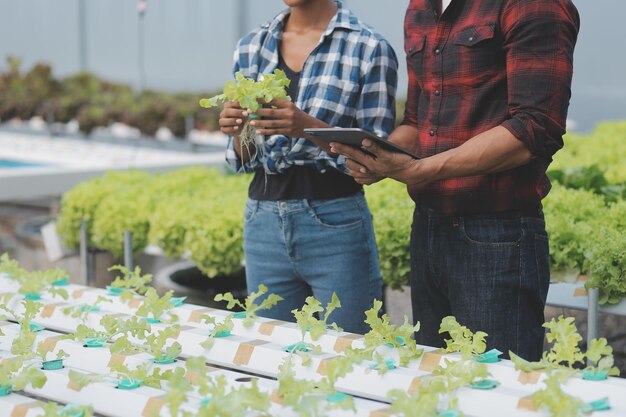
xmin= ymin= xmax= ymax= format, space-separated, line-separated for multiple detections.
xmin=0 ymin=58 xmax=223 ymax=137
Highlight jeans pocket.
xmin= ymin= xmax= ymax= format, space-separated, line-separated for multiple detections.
xmin=459 ymin=216 xmax=524 ymax=247
xmin=243 ymin=199 xmax=258 ymax=223
xmin=306 ymin=196 xmax=364 ymax=230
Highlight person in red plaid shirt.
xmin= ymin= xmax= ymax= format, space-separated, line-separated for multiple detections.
xmin=331 ymin=0 xmax=579 ymax=360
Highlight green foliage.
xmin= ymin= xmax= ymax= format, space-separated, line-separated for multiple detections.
xmin=439 ymin=316 xmax=487 ymax=359
xmin=38 ymin=403 xmax=94 ymax=417
xmin=110 ymin=361 xmax=167 ymax=389
xmin=200 ymin=315 xmax=234 ymax=350
xmin=530 ymin=369 xmax=586 ymax=417
xmin=57 ymin=171 xmax=151 ymax=249
xmin=0 ymin=253 xmax=22 ymax=277
xmin=0 ymin=60 xmax=224 ymax=136
xmin=276 ymin=356 xmax=355 ymax=417
xmin=57 ymin=167 xmax=253 ymax=279
xmin=71 ymin=315 xmax=151 ymax=345
xmin=67 ymin=369 xmax=107 ymax=390
xmin=214 ymin=284 xmax=283 ymax=327
xmin=365 ymin=180 xmax=413 ymax=289
xmin=92 ymin=184 xmax=154 ymax=258
xmin=585 ymin=202 xmax=626 ymax=304
xmin=184 ymin=193 xmax=248 ymax=278
xmin=196 ymin=377 xmax=271 ymax=417
xmin=136 ymin=288 xmax=178 ymax=323
xmin=585 ymin=338 xmax=620 ymax=377
xmin=543 ymin=184 xmax=607 ymax=275
xmin=1 ymin=255 xmax=69 ymax=298
xmin=36 ymin=340 xmax=67 ymax=363
xmin=433 ymin=358 xmax=490 ymax=391
xmin=388 ymin=380 xmax=446 ymax=417
xmin=292 ymin=293 xmax=342 ymax=341
xmin=110 ymin=325 xmax=181 ymax=362
xmin=363 ymin=300 xmax=422 ymax=368
xmin=109 ymin=265 xmax=153 ymax=299
xmin=62 ymin=295 xmax=108 ymax=321
xmin=552 ymin=122 xmax=626 ymax=185
xmin=199 ymin=69 xmax=291 ymax=113
xmin=543 ymin=316 xmax=586 ymax=368
xmin=0 ymin=300 xmax=43 ymax=358
xmin=548 ymin=164 xmax=609 ymax=195
xmin=0 ymin=357 xmax=47 ymax=392
xmin=161 ymin=367 xmax=192 ymax=417
xmin=509 ymin=315 xmax=618 ymax=377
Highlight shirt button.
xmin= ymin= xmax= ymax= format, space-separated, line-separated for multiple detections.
xmin=434 ymin=89 xmax=441 ymax=96
xmin=468 ymin=36 xmax=474 ymax=42
xmin=429 ymin=130 xmax=435 ymax=137
xmin=434 ymin=48 xmax=441 ymax=55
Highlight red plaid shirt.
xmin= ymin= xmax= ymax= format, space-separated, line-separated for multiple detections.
xmin=403 ymin=0 xmax=579 ymax=214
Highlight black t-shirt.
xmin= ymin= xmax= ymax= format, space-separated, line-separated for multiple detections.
xmin=248 ymin=55 xmax=361 ymax=201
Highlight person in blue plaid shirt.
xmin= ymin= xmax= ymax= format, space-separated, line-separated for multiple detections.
xmin=218 ymin=0 xmax=398 ymax=333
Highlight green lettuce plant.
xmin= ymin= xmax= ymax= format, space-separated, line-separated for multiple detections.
xmin=108 ymin=265 xmax=153 ymax=300
xmin=136 ymin=288 xmax=179 ymax=324
xmin=439 ymin=316 xmax=487 ymax=359
xmin=214 ymin=284 xmax=283 ymax=327
xmin=0 ymin=357 xmax=47 ymax=394
xmin=363 ymin=300 xmax=422 ymax=371
xmin=292 ymin=293 xmax=342 ymax=341
xmin=38 ymin=403 xmax=94 ymax=417
xmin=509 ymin=315 xmax=618 ymax=377
xmin=199 ymin=69 xmax=291 ymax=150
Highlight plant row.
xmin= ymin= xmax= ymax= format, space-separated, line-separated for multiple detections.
xmin=0 ymin=256 xmax=622 ymax=417
xmin=543 ymin=121 xmax=626 ymax=303
xmin=0 ymin=57 xmax=222 ymax=137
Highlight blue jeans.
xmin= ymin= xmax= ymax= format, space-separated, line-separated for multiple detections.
xmin=409 ymin=205 xmax=550 ymax=361
xmin=243 ymin=191 xmax=382 ymax=334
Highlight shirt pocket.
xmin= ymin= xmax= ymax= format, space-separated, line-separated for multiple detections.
xmin=452 ymin=24 xmax=501 ymax=86
xmin=405 ymin=34 xmax=426 ymax=83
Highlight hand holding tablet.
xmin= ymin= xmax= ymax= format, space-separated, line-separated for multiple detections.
xmin=303 ymin=128 xmax=418 ymax=159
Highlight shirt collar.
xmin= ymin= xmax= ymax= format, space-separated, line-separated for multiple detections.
xmin=263 ymin=1 xmax=360 ymax=37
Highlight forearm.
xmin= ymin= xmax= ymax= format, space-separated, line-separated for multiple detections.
xmin=398 ymin=126 xmax=532 ymax=186
xmin=389 ymin=124 xmax=420 ymax=150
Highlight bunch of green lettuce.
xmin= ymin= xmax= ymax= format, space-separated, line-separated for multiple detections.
xmin=199 ymin=69 xmax=291 ymax=113
xmin=57 ymin=171 xmax=151 ymax=249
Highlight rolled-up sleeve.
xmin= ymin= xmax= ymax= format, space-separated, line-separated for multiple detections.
xmin=500 ymin=0 xmax=580 ymax=159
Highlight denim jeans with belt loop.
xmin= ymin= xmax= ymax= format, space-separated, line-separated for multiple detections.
xmin=243 ymin=191 xmax=383 ymax=334
xmin=409 ymin=205 xmax=550 ymax=361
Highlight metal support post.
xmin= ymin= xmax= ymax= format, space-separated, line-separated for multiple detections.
xmin=124 ymin=231 xmax=134 ymax=271
xmin=79 ymin=219 xmax=93 ymax=286
xmin=587 ymin=287 xmax=599 ymax=349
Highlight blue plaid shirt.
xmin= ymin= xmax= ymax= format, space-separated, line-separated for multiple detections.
xmin=225 ymin=1 xmax=398 ymax=174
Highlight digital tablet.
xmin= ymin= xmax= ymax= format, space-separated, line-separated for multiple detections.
xmin=303 ymin=128 xmax=418 ymax=159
